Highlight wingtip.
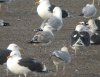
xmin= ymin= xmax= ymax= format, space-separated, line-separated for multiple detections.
xmin=34 ymin=28 xmax=43 ymax=32
xmin=3 ymin=22 xmax=10 ymax=26
xmin=28 ymin=40 xmax=40 ymax=44
xmin=79 ymin=13 xmax=84 ymax=16
xmin=28 ymin=40 xmax=34 ymax=44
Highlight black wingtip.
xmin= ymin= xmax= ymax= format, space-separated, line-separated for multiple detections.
xmin=62 ymin=10 xmax=68 ymax=18
xmin=3 ymin=22 xmax=10 ymax=26
xmin=28 ymin=40 xmax=40 ymax=44
xmin=28 ymin=40 xmax=34 ymax=44
xmin=0 ymin=1 xmax=5 ymax=3
xmin=34 ymin=28 xmax=43 ymax=32
xmin=79 ymin=13 xmax=84 ymax=16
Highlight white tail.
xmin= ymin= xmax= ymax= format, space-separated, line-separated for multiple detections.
xmin=42 ymin=65 xmax=47 ymax=72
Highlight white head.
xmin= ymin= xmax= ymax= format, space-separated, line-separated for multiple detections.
xmin=9 ymin=51 xmax=18 ymax=57
xmin=7 ymin=43 xmax=20 ymax=51
xmin=39 ymin=0 xmax=49 ymax=2
xmin=75 ymin=22 xmax=88 ymax=32
xmin=7 ymin=43 xmax=22 ymax=56
xmin=53 ymin=7 xmax=62 ymax=20
xmin=97 ymin=16 xmax=100 ymax=20
xmin=35 ymin=0 xmax=49 ymax=4
xmin=61 ymin=46 xmax=68 ymax=52
xmin=87 ymin=19 xmax=98 ymax=31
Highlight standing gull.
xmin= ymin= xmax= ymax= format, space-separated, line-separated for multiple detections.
xmin=34 ymin=7 xmax=63 ymax=32
xmin=71 ymin=22 xmax=90 ymax=55
xmin=7 ymin=51 xmax=47 ymax=77
xmin=35 ymin=0 xmax=69 ymax=20
xmin=79 ymin=0 xmax=97 ymax=18
xmin=0 ymin=43 xmax=22 ymax=76
xmin=0 ymin=19 xmax=10 ymax=27
xmin=52 ymin=46 xmax=71 ymax=75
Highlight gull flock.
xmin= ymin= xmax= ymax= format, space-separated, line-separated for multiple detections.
xmin=0 ymin=0 xmax=100 ymax=77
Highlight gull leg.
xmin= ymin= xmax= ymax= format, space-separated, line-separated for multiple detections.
xmin=62 ymin=64 xmax=66 ymax=75
xmin=39 ymin=46 xmax=42 ymax=52
xmin=19 ymin=75 xmax=21 ymax=77
xmin=53 ymin=60 xmax=59 ymax=76
xmin=44 ymin=46 xmax=47 ymax=53
xmin=98 ymin=0 xmax=100 ymax=5
xmin=24 ymin=74 xmax=27 ymax=77
xmin=75 ymin=48 xmax=77 ymax=56
xmin=0 ymin=4 xmax=1 ymax=11
xmin=6 ymin=68 xmax=9 ymax=77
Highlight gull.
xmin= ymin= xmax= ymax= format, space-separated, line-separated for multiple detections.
xmin=35 ymin=0 xmax=69 ymax=20
xmin=7 ymin=51 xmax=47 ymax=77
xmin=52 ymin=46 xmax=71 ymax=75
xmin=29 ymin=26 xmax=54 ymax=52
xmin=90 ymin=32 xmax=100 ymax=45
xmin=86 ymin=17 xmax=100 ymax=37
xmin=87 ymin=17 xmax=100 ymax=32
xmin=0 ymin=19 xmax=10 ymax=27
xmin=75 ymin=22 xmax=89 ymax=32
xmin=79 ymin=0 xmax=97 ymax=18
xmin=34 ymin=7 xmax=63 ymax=32
xmin=0 ymin=43 xmax=22 ymax=76
xmin=29 ymin=26 xmax=54 ymax=46
xmin=87 ymin=18 xmax=98 ymax=36
xmin=85 ymin=17 xmax=100 ymax=44
xmin=71 ymin=23 xmax=90 ymax=55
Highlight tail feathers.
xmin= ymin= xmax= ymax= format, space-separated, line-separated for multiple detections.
xmin=79 ymin=13 xmax=84 ymax=16
xmin=62 ymin=10 xmax=68 ymax=18
xmin=62 ymin=10 xmax=76 ymax=18
xmin=42 ymin=65 xmax=48 ymax=72
xmin=34 ymin=28 xmax=43 ymax=32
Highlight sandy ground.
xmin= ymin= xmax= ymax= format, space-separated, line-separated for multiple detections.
xmin=0 ymin=0 xmax=100 ymax=77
